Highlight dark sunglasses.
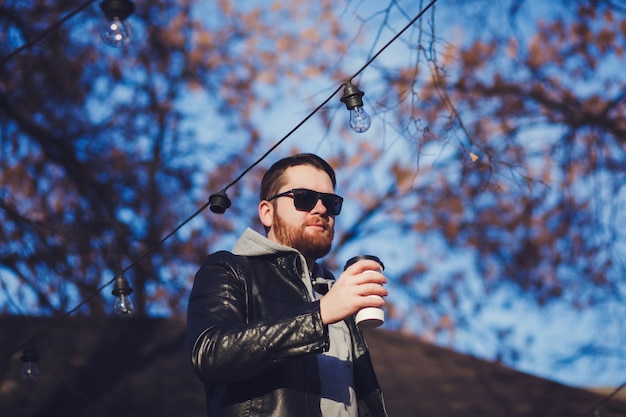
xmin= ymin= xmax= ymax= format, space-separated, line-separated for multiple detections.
xmin=267 ymin=188 xmax=343 ymax=215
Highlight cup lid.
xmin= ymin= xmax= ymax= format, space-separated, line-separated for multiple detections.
xmin=343 ymin=255 xmax=384 ymax=271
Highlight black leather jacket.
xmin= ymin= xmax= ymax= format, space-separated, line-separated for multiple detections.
xmin=187 ymin=250 xmax=388 ymax=417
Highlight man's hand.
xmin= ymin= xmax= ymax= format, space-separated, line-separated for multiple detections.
xmin=319 ymin=259 xmax=388 ymax=325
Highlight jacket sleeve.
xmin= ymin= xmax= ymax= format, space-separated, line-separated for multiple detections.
xmin=187 ymin=251 xmax=330 ymax=385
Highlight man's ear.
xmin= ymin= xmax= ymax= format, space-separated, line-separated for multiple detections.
xmin=258 ymin=200 xmax=274 ymax=228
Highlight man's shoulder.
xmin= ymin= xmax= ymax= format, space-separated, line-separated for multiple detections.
xmin=195 ymin=251 xmax=255 ymax=284
xmin=202 ymin=250 xmax=286 ymax=269
xmin=205 ymin=250 xmax=284 ymax=261
xmin=200 ymin=250 xmax=300 ymax=276
xmin=206 ymin=250 xmax=239 ymax=260
xmin=202 ymin=250 xmax=249 ymax=267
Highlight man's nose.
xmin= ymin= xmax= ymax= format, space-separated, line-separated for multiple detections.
xmin=311 ymin=198 xmax=328 ymax=214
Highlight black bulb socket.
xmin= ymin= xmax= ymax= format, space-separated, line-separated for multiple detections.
xmin=112 ymin=275 xmax=133 ymax=297
xmin=209 ymin=191 xmax=232 ymax=214
xmin=20 ymin=345 xmax=39 ymax=363
xmin=100 ymin=0 xmax=135 ymax=21
xmin=340 ymin=81 xmax=365 ymax=110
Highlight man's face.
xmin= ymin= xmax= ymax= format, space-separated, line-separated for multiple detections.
xmin=260 ymin=165 xmax=336 ymax=261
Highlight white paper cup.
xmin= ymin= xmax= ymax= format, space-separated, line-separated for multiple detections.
xmin=355 ymin=302 xmax=384 ymax=328
xmin=344 ymin=255 xmax=385 ymax=329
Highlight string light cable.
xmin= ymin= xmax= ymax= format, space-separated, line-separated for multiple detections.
xmin=0 ymin=0 xmax=98 ymax=66
xmin=582 ymin=380 xmax=626 ymax=417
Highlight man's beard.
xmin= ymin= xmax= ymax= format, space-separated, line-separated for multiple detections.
xmin=272 ymin=213 xmax=333 ymax=260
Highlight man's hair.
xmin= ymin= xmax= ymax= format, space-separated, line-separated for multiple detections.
xmin=260 ymin=153 xmax=337 ymax=202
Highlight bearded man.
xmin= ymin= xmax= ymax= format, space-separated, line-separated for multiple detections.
xmin=187 ymin=153 xmax=389 ymax=417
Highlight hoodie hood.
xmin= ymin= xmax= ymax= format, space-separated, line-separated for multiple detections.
xmin=232 ymin=227 xmax=299 ymax=257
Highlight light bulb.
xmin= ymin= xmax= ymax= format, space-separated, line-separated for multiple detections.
xmin=20 ymin=345 xmax=40 ymax=383
xmin=101 ymin=16 xmax=132 ymax=48
xmin=99 ymin=0 xmax=135 ymax=48
xmin=114 ymin=293 xmax=134 ymax=316
xmin=340 ymin=81 xmax=372 ymax=133
xmin=21 ymin=361 xmax=40 ymax=382
xmin=349 ymin=106 xmax=372 ymax=133
xmin=112 ymin=274 xmax=134 ymax=316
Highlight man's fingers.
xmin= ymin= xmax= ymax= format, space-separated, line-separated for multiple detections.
xmin=358 ymin=283 xmax=388 ymax=297
xmin=357 ymin=270 xmax=387 ymax=284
